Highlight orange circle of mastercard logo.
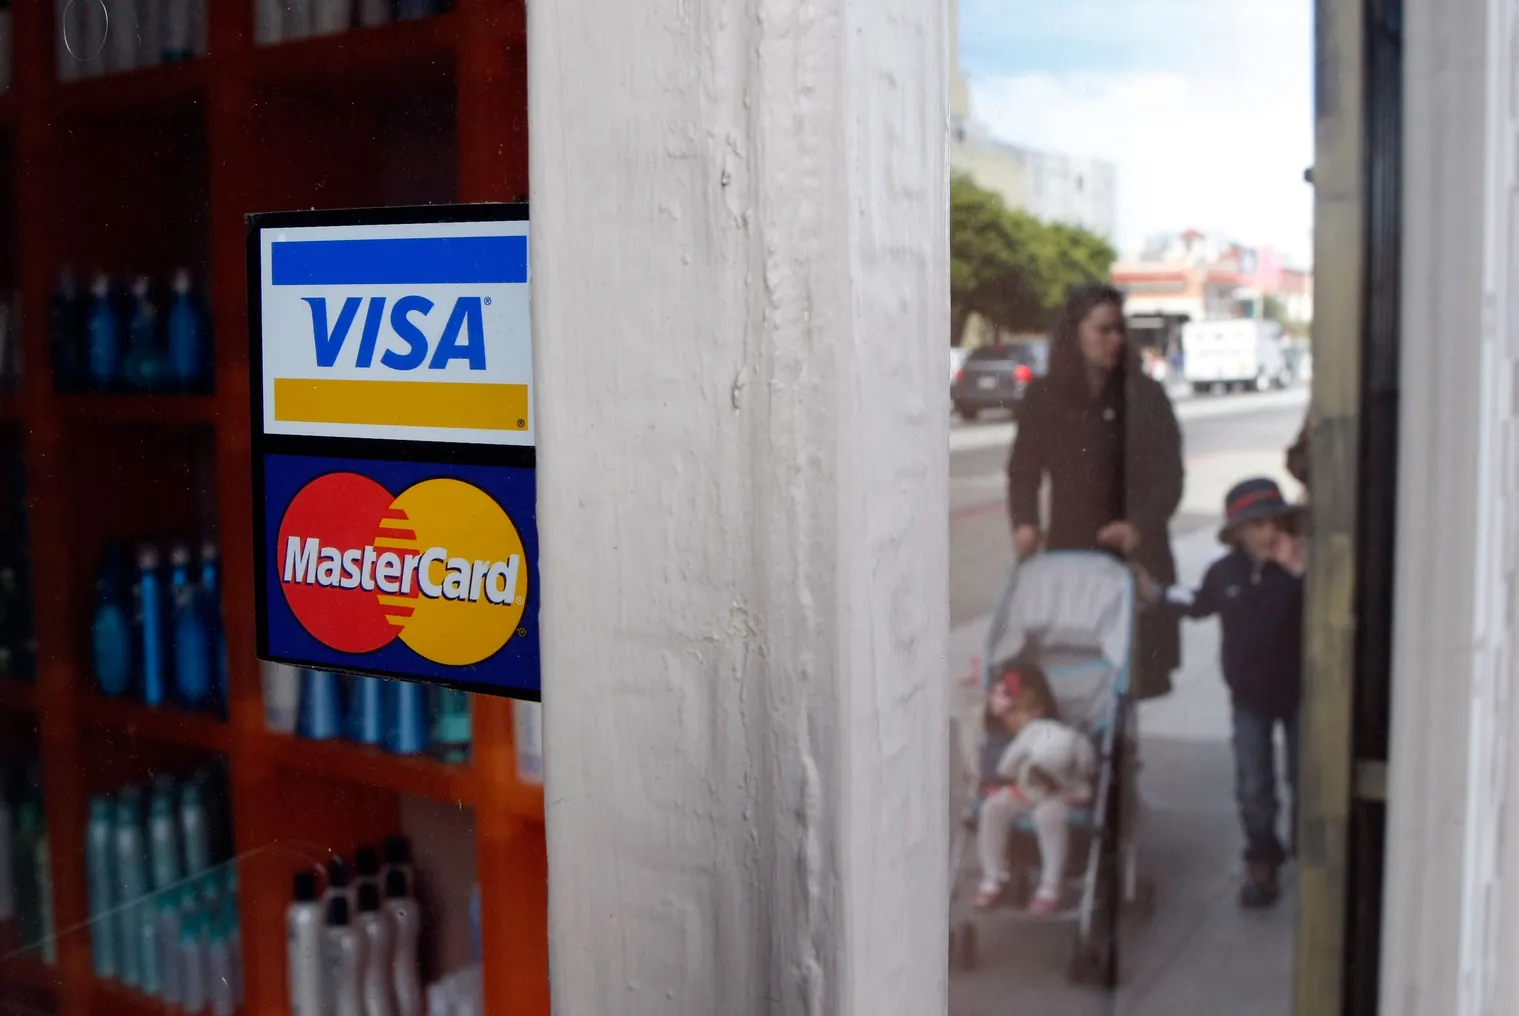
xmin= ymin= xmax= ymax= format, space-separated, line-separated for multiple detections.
xmin=277 ymin=472 xmax=528 ymax=666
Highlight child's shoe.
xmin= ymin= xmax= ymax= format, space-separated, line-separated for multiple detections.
xmin=1029 ymin=888 xmax=1062 ymax=916
xmin=1239 ymin=861 xmax=1280 ymax=909
xmin=973 ymin=874 xmax=1008 ymax=909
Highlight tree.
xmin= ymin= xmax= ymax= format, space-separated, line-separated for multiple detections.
xmin=950 ymin=173 xmax=1116 ymax=344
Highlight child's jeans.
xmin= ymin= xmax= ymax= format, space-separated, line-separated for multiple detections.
xmin=977 ymin=787 xmax=1070 ymax=897
xmin=1231 ymin=704 xmax=1300 ymax=866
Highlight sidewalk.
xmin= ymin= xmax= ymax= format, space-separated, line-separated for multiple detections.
xmin=947 ymin=522 xmax=1297 ymax=1016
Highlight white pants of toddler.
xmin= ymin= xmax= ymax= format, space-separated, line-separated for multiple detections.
xmin=978 ymin=790 xmax=1070 ymax=897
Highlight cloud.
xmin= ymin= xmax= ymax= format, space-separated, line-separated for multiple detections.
xmin=961 ymin=0 xmax=1314 ymax=263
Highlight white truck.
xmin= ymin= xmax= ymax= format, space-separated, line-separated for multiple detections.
xmin=1180 ymin=318 xmax=1291 ymax=394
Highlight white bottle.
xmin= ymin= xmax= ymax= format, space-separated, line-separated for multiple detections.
xmin=358 ymin=0 xmax=389 ymax=27
xmin=254 ymin=0 xmax=283 ymax=44
xmin=356 ymin=884 xmax=395 ymax=1016
xmin=161 ymin=0 xmax=191 ymax=61
xmin=314 ymin=0 xmax=352 ymax=36
xmin=514 ymin=702 xmax=543 ymax=785
xmin=287 ymin=872 xmax=324 ymax=1016
xmin=383 ymin=870 xmax=422 ymax=1016
xmin=105 ymin=0 xmax=137 ymax=73
xmin=79 ymin=0 xmax=107 ymax=76
xmin=324 ymin=895 xmax=366 ymax=1016
xmin=284 ymin=0 xmax=315 ymax=39
xmin=263 ymin=662 xmax=301 ymax=733
xmin=54 ymin=0 xmax=77 ymax=80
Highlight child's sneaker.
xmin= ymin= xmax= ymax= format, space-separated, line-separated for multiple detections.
xmin=1239 ymin=861 xmax=1280 ymax=909
xmin=1029 ymin=888 xmax=1062 ymax=916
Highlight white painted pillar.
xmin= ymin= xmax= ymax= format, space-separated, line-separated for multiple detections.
xmin=1383 ymin=0 xmax=1518 ymax=1013
xmin=528 ymin=0 xmax=949 ymax=1013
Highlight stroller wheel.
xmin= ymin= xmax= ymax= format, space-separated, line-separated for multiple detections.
xmin=1067 ymin=929 xmax=1116 ymax=988
xmin=950 ymin=921 xmax=977 ymax=971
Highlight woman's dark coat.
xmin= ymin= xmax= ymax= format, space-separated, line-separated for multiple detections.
xmin=1006 ymin=365 xmax=1185 ymax=699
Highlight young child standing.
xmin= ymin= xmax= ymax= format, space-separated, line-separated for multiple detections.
xmin=974 ymin=659 xmax=1097 ymax=915
xmin=1139 ymin=476 xmax=1305 ymax=909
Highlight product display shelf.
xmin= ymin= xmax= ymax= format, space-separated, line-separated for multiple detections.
xmin=77 ymin=692 xmax=230 ymax=752
xmin=5 ymin=3 xmax=546 ymax=1014
xmin=256 ymin=727 xmax=479 ymax=805
xmin=0 ymin=677 xmax=35 ymax=714
xmin=54 ymin=58 xmax=209 ymax=120
xmin=0 ymin=389 xmax=20 ymax=422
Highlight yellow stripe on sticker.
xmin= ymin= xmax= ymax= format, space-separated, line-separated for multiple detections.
xmin=273 ymin=379 xmax=530 ymax=431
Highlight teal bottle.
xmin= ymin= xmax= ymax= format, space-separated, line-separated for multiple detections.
xmin=170 ymin=543 xmax=211 ymax=711
xmin=121 ymin=275 xmax=164 ymax=393
xmin=84 ymin=272 xmax=120 ymax=392
xmin=85 ymin=796 xmax=117 ymax=979
xmin=91 ymin=542 xmax=133 ymax=698
xmin=166 ymin=269 xmax=205 ymax=393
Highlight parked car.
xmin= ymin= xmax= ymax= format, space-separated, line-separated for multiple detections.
xmin=951 ymin=339 xmax=1048 ymax=421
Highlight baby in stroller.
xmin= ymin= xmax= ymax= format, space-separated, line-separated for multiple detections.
xmin=974 ymin=655 xmax=1098 ymax=915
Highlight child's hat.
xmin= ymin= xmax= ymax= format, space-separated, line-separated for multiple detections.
xmin=1219 ymin=477 xmax=1304 ymax=542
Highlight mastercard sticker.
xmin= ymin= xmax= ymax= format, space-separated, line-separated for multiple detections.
xmin=257 ymin=453 xmax=540 ymax=698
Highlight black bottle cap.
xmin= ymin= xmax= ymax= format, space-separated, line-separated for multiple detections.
xmin=327 ymin=895 xmax=350 ymax=927
xmin=292 ymin=871 xmax=318 ymax=903
xmin=384 ymin=869 xmax=409 ymax=901
xmin=384 ymin=836 xmax=412 ymax=866
xmin=355 ymin=846 xmax=380 ymax=878
xmin=327 ymin=856 xmax=351 ymax=889
xmin=358 ymin=883 xmax=382 ymax=914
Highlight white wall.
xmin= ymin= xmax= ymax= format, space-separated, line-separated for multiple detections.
xmin=529 ymin=0 xmax=949 ymax=1013
xmin=1381 ymin=0 xmax=1505 ymax=1012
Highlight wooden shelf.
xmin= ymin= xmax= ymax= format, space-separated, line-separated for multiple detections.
xmin=89 ymin=977 xmax=180 ymax=1016
xmin=0 ymin=388 xmax=21 ymax=422
xmin=56 ymin=394 xmax=221 ymax=426
xmin=0 ymin=679 xmax=35 ymax=714
xmin=250 ymin=14 xmax=458 ymax=92
xmin=0 ymin=948 xmax=60 ymax=998
xmin=258 ymin=728 xmax=478 ymax=804
xmin=78 ymin=694 xmax=230 ymax=752
xmin=54 ymin=59 xmax=209 ymax=120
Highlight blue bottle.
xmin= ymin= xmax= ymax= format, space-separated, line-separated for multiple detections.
xmin=198 ymin=541 xmax=228 ymax=710
xmin=92 ymin=543 xmax=134 ymax=698
xmin=135 ymin=544 xmax=167 ymax=707
xmin=85 ymin=272 xmax=121 ymax=392
xmin=166 ymin=269 xmax=205 ymax=393
xmin=169 ymin=543 xmax=211 ymax=711
xmin=298 ymin=670 xmax=342 ymax=740
xmin=345 ymin=676 xmax=386 ymax=746
xmin=50 ymin=268 xmax=83 ymax=393
xmin=121 ymin=275 xmax=164 ymax=393
xmin=384 ymin=680 xmax=429 ymax=755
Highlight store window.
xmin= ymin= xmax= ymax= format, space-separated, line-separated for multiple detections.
xmin=0 ymin=3 xmax=543 ymax=1015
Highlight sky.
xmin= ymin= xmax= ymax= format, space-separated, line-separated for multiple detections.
xmin=959 ymin=0 xmax=1315 ymax=264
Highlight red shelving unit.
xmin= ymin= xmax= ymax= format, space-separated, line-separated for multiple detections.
xmin=2 ymin=2 xmax=543 ymax=1014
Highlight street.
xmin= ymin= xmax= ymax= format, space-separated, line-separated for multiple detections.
xmin=947 ymin=389 xmax=1306 ymax=1016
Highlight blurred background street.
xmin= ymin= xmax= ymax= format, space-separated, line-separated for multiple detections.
xmin=947 ymin=388 xmax=1304 ymax=1015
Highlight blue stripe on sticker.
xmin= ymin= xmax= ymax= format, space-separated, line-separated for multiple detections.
xmin=271 ymin=235 xmax=528 ymax=286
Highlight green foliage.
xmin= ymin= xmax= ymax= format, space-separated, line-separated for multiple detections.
xmin=951 ymin=173 xmax=1116 ymax=344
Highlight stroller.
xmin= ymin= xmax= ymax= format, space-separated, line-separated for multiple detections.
xmin=948 ymin=551 xmax=1155 ymax=986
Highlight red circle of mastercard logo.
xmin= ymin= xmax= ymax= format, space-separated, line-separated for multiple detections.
xmin=277 ymin=472 xmax=528 ymax=666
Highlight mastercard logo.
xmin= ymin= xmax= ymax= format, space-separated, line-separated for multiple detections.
xmin=276 ymin=472 xmax=528 ymax=666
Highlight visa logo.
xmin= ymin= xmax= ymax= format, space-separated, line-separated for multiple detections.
xmin=304 ymin=295 xmax=488 ymax=371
